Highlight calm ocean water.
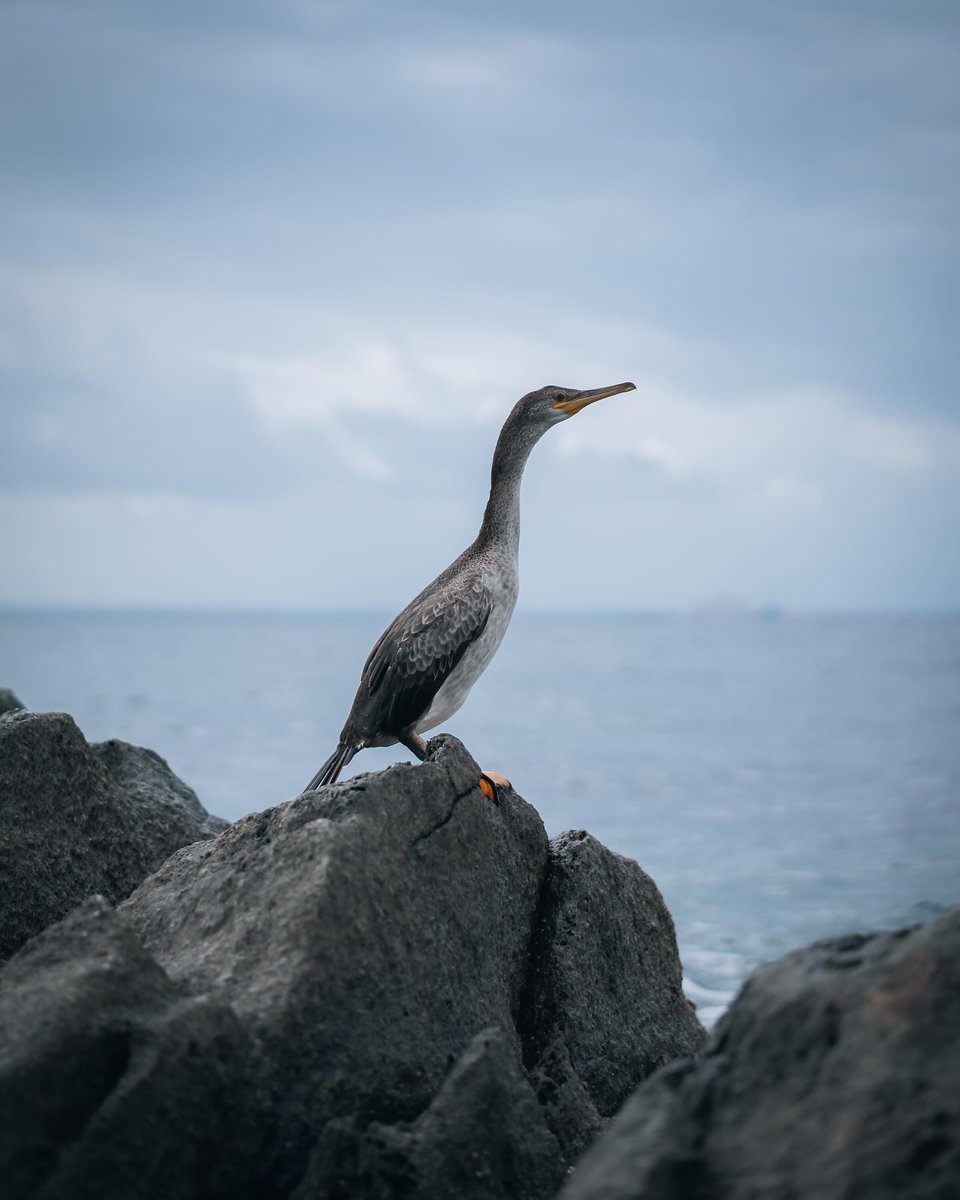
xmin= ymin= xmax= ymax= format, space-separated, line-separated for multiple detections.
xmin=2 ymin=611 xmax=958 ymax=1025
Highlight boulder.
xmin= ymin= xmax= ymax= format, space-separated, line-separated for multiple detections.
xmin=0 ymin=711 xmax=227 ymax=960
xmin=294 ymin=1028 xmax=565 ymax=1200
xmin=561 ymin=907 xmax=960 ymax=1200
xmin=0 ymin=706 xmax=706 ymax=1198
xmin=522 ymin=830 xmax=705 ymax=1161
xmin=92 ymin=738 xmax=228 ymax=837
xmin=121 ymin=735 xmax=550 ymax=1179
xmin=0 ymin=688 xmax=26 ymax=716
xmin=120 ymin=735 xmax=704 ymax=1190
xmin=0 ymin=897 xmax=261 ymax=1200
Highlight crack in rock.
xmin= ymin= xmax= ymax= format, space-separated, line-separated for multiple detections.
xmin=409 ymin=786 xmax=475 ymax=848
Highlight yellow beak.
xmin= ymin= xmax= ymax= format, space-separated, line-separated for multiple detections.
xmin=553 ymin=380 xmax=636 ymax=415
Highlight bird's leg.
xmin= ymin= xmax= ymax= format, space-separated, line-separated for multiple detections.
xmin=479 ymin=770 xmax=511 ymax=804
xmin=400 ymin=732 xmax=429 ymax=761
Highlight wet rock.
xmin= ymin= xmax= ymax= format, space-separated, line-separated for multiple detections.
xmin=0 ymin=687 xmax=26 ymax=716
xmin=295 ymin=1028 xmax=565 ymax=1200
xmin=0 ymin=897 xmax=261 ymax=1200
xmin=0 ymin=711 xmax=227 ymax=960
xmin=522 ymin=830 xmax=706 ymax=1160
xmin=562 ymin=907 xmax=960 ymax=1200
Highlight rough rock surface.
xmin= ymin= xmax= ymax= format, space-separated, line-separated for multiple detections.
xmin=0 ymin=687 xmax=26 ymax=716
xmin=121 ymin=734 xmax=703 ymax=1192
xmin=293 ymin=1028 xmax=565 ymax=1200
xmin=1 ymin=700 xmax=706 ymax=1199
xmin=92 ymin=738 xmax=228 ymax=837
xmin=522 ymin=829 xmax=705 ymax=1161
xmin=0 ymin=711 xmax=226 ymax=960
xmin=0 ymin=897 xmax=261 ymax=1200
xmin=121 ymin=735 xmax=550 ymax=1179
xmin=561 ymin=907 xmax=960 ymax=1200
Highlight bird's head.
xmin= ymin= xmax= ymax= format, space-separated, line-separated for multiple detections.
xmin=489 ymin=379 xmax=637 ymax=480
xmin=517 ymin=381 xmax=637 ymax=429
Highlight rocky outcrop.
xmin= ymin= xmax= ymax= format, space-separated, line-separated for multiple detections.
xmin=121 ymin=737 xmax=548 ymax=1142
xmin=0 ymin=897 xmax=261 ymax=1200
xmin=522 ymin=830 xmax=704 ymax=1161
xmin=0 ymin=711 xmax=227 ymax=960
xmin=561 ymin=907 xmax=960 ymax=1200
xmin=0 ymin=702 xmax=703 ymax=1198
xmin=4 ymin=694 xmax=955 ymax=1200
xmin=117 ymin=734 xmax=702 ymax=1195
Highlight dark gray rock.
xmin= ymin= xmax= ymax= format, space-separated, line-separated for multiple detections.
xmin=119 ymin=736 xmax=705 ymax=1192
xmin=294 ymin=1028 xmax=565 ymax=1200
xmin=0 ymin=688 xmax=26 ymax=716
xmin=121 ymin=735 xmax=550 ymax=1166
xmin=0 ymin=711 xmax=227 ymax=960
xmin=562 ymin=907 xmax=960 ymax=1200
xmin=410 ymin=1027 xmax=564 ymax=1200
xmin=522 ymin=830 xmax=706 ymax=1160
xmin=92 ymin=738 xmax=228 ymax=836
xmin=526 ymin=1037 xmax=606 ymax=1167
xmin=0 ymin=897 xmax=261 ymax=1200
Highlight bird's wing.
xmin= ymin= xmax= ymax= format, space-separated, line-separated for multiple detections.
xmin=359 ymin=585 xmax=491 ymax=737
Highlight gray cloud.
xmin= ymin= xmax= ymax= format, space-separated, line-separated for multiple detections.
xmin=0 ymin=298 xmax=292 ymax=497
xmin=0 ymin=0 xmax=957 ymax=608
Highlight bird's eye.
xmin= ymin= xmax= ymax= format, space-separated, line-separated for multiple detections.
xmin=554 ymin=392 xmax=565 ymax=403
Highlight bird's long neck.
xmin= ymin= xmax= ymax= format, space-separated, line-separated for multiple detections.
xmin=477 ymin=413 xmax=541 ymax=555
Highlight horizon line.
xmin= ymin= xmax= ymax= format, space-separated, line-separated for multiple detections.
xmin=1 ymin=604 xmax=958 ymax=619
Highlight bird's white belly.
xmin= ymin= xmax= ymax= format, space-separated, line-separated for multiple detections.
xmin=416 ymin=569 xmax=517 ymax=733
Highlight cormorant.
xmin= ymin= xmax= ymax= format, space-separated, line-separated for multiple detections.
xmin=305 ymin=380 xmax=636 ymax=797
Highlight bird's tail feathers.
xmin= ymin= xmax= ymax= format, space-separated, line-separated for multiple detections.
xmin=304 ymin=742 xmax=357 ymax=792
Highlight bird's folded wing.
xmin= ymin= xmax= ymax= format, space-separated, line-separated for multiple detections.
xmin=361 ymin=589 xmax=491 ymax=736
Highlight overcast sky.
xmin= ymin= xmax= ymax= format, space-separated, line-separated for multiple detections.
xmin=1 ymin=0 xmax=957 ymax=611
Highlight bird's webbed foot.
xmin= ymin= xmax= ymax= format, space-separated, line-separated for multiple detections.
xmin=479 ymin=770 xmax=511 ymax=804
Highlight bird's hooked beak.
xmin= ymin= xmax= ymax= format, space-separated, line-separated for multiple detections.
xmin=553 ymin=380 xmax=636 ymax=415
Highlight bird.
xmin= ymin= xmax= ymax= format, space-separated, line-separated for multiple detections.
xmin=304 ymin=379 xmax=636 ymax=797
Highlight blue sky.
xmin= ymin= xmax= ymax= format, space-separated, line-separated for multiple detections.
xmin=1 ymin=0 xmax=958 ymax=610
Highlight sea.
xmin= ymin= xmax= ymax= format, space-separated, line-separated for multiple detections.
xmin=2 ymin=610 xmax=958 ymax=1027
